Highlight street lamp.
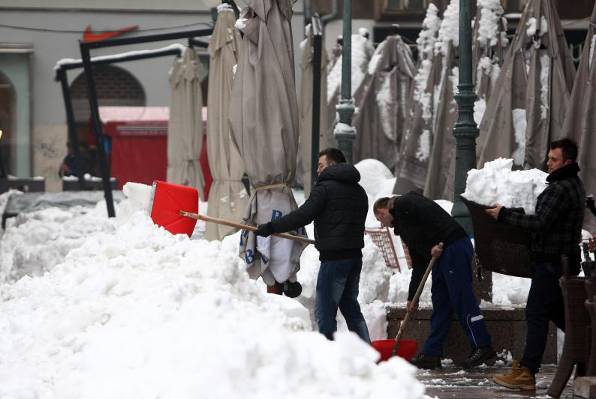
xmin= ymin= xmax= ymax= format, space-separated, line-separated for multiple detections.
xmin=451 ymin=0 xmax=477 ymax=235
xmin=333 ymin=0 xmax=356 ymax=163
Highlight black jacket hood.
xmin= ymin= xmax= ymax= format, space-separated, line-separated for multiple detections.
xmin=317 ymin=163 xmax=361 ymax=185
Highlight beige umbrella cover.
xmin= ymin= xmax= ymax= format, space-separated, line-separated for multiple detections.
xmin=229 ymin=0 xmax=307 ymax=286
xmin=441 ymin=0 xmax=509 ymax=199
xmin=352 ymin=35 xmax=416 ymax=170
xmin=297 ymin=23 xmax=329 ymax=197
xmin=393 ymin=4 xmax=442 ymax=194
xmin=423 ymin=42 xmax=458 ymax=200
xmin=205 ymin=6 xmax=249 ymax=241
xmin=561 ymin=4 xmax=596 ymax=231
xmin=167 ymin=47 xmax=205 ymax=198
xmin=477 ymin=0 xmax=575 ymax=169
xmin=394 ymin=52 xmax=443 ymax=194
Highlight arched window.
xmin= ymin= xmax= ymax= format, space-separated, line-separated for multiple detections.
xmin=0 ymin=70 xmax=16 ymax=175
xmin=69 ymin=65 xmax=146 ymax=175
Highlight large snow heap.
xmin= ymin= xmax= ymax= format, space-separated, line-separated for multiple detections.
xmin=0 ymin=183 xmax=426 ymax=399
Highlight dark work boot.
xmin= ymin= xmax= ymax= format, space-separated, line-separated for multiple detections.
xmin=462 ymin=346 xmax=497 ymax=369
xmin=410 ymin=353 xmax=442 ymax=370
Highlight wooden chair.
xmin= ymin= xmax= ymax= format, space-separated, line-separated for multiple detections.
xmin=585 ymin=274 xmax=596 ymax=377
xmin=548 ymin=271 xmax=589 ymax=398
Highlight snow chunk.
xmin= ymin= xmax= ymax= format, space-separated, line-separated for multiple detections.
xmin=416 ymin=130 xmax=431 ymax=162
xmin=417 ymin=3 xmax=441 ymax=60
xmin=526 ymin=17 xmax=537 ymax=37
xmin=512 ymin=108 xmax=527 ymax=166
xmin=462 ymin=158 xmax=548 ymax=214
xmin=438 ymin=0 xmax=460 ymax=53
xmin=590 ymin=34 xmax=596 ymax=70
xmin=539 ymin=53 xmax=550 ymax=120
xmin=477 ymin=0 xmax=505 ymax=47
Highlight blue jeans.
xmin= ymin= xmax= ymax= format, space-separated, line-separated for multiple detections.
xmin=422 ymin=237 xmax=492 ymax=356
xmin=315 ymin=257 xmax=371 ymax=343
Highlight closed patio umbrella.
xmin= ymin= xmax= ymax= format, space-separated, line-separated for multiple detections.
xmin=561 ymin=3 xmax=596 ymax=231
xmin=167 ymin=47 xmax=205 ymax=198
xmin=205 ymin=4 xmax=249 ymax=240
xmin=423 ymin=41 xmax=458 ymax=200
xmin=477 ymin=0 xmax=575 ymax=170
xmin=229 ymin=0 xmax=307 ymax=288
xmin=352 ymin=34 xmax=416 ymax=170
xmin=393 ymin=4 xmax=442 ymax=194
xmin=440 ymin=0 xmax=508 ymax=199
xmin=419 ymin=0 xmax=459 ymax=200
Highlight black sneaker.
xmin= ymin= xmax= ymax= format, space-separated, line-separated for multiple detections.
xmin=462 ymin=346 xmax=497 ymax=369
xmin=410 ymin=353 xmax=442 ymax=370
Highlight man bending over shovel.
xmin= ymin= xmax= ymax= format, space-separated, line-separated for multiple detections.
xmin=374 ymin=193 xmax=496 ymax=369
xmin=255 ymin=148 xmax=370 ymax=343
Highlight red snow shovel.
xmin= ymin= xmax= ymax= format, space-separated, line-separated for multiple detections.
xmin=372 ymin=252 xmax=440 ymax=362
xmin=149 ymin=180 xmax=314 ymax=244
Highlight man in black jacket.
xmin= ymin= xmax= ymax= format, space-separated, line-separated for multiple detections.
xmin=489 ymin=138 xmax=585 ymax=391
xmin=255 ymin=148 xmax=370 ymax=343
xmin=374 ymin=193 xmax=495 ymax=369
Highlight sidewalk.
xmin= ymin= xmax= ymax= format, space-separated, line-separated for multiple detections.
xmin=419 ymin=364 xmax=573 ymax=398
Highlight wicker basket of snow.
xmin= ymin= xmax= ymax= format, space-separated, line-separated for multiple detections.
xmin=461 ymin=197 xmax=532 ymax=278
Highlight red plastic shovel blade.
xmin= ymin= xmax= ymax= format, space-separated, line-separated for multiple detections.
xmin=371 ymin=339 xmax=417 ymax=362
xmin=150 ymin=180 xmax=199 ymax=237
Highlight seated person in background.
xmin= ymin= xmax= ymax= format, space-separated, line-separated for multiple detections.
xmin=59 ymin=142 xmax=90 ymax=178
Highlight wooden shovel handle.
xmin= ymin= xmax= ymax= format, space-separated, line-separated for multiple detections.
xmin=391 ymin=255 xmax=439 ymax=356
xmin=179 ymin=211 xmax=315 ymax=245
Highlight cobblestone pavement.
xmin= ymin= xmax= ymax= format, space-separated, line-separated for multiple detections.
xmin=418 ymin=364 xmax=574 ymax=398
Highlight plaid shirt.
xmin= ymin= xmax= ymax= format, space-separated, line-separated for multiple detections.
xmin=499 ymin=163 xmax=585 ymax=261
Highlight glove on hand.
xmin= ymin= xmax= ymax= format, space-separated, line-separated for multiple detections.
xmin=255 ymin=223 xmax=273 ymax=237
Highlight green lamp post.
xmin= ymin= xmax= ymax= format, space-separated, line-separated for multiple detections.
xmin=451 ymin=0 xmax=477 ymax=235
xmin=333 ymin=0 xmax=356 ymax=163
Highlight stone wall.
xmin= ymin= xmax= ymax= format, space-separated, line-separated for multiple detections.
xmin=387 ymin=306 xmax=558 ymax=364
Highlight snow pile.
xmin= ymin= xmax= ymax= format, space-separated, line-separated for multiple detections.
xmin=462 ymin=158 xmax=547 ymax=214
xmin=490 ymin=273 xmax=531 ymax=306
xmin=0 ymin=205 xmax=115 ymax=283
xmin=416 ymin=4 xmax=441 ymax=60
xmin=354 ymin=159 xmax=396 ymax=227
xmin=0 ymin=185 xmax=427 ymax=399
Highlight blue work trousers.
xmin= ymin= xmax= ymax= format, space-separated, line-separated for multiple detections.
xmin=422 ymin=237 xmax=492 ymax=356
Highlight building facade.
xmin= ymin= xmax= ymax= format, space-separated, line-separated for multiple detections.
xmin=0 ymin=0 xmax=305 ymax=190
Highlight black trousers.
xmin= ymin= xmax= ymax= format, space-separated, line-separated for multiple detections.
xmin=521 ymin=262 xmax=565 ymax=373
